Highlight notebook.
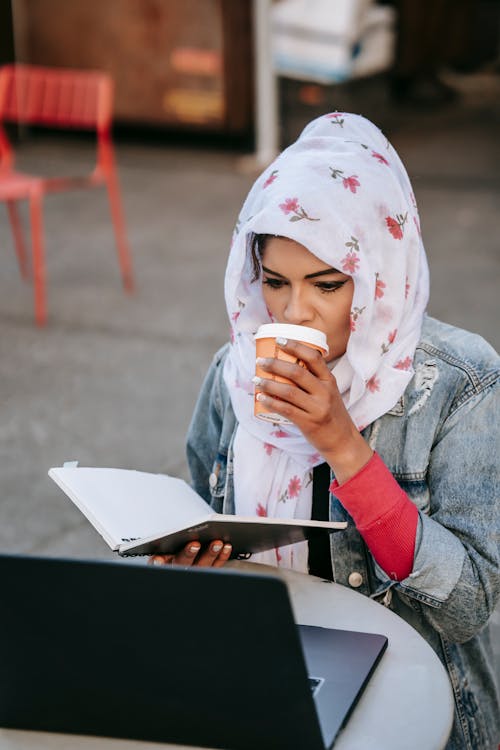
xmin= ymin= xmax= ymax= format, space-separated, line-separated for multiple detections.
xmin=0 ymin=554 xmax=388 ymax=750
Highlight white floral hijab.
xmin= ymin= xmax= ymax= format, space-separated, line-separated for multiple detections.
xmin=223 ymin=113 xmax=429 ymax=572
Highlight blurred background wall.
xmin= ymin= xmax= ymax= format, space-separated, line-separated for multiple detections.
xmin=4 ymin=0 xmax=498 ymax=140
xmin=6 ymin=0 xmax=254 ymax=142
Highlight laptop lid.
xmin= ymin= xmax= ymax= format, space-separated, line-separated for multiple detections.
xmin=0 ymin=554 xmax=386 ymax=750
xmin=298 ymin=624 xmax=387 ymax=746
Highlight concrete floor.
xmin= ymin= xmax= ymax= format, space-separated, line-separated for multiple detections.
xmin=0 ymin=72 xmax=499 ymax=677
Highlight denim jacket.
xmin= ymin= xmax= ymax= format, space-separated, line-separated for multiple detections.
xmin=186 ymin=315 xmax=500 ymax=750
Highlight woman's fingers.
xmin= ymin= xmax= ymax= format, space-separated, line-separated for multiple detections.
xmin=256 ymin=391 xmax=302 ymax=424
xmin=279 ymin=339 xmax=331 ymax=379
xmin=149 ymin=542 xmax=201 ymax=567
xmin=173 ymin=542 xmax=203 ymax=565
xmin=257 ymin=342 xmax=332 ymax=387
xmin=254 ymin=339 xmax=354 ymax=445
xmin=211 ymin=543 xmax=233 ymax=567
xmin=148 ymin=540 xmax=232 ymax=568
xmin=149 ymin=554 xmax=174 ymax=566
xmin=255 ymin=375 xmax=310 ymax=414
xmin=194 ymin=540 xmax=232 ymax=567
xmin=255 ymin=341 xmax=338 ymax=412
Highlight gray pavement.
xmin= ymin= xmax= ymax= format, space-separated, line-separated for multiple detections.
xmin=0 ymin=73 xmax=499 ymax=675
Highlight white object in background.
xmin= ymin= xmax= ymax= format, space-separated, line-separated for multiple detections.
xmin=272 ymin=0 xmax=383 ymax=83
xmin=253 ymin=0 xmax=279 ymax=167
xmin=350 ymin=4 xmax=396 ymax=79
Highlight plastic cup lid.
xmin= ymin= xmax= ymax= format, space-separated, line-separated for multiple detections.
xmin=254 ymin=323 xmax=328 ymax=352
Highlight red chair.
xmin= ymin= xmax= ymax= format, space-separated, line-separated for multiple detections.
xmin=0 ymin=64 xmax=134 ymax=325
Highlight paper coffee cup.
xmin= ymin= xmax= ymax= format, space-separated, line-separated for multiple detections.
xmin=254 ymin=324 xmax=329 ymax=424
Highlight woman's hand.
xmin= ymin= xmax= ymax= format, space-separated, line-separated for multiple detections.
xmin=149 ymin=540 xmax=232 ymax=568
xmin=254 ymin=339 xmax=372 ymax=483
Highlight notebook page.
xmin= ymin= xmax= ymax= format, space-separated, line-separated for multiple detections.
xmin=49 ymin=467 xmax=211 ymax=549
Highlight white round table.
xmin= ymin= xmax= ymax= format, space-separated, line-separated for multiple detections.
xmin=0 ymin=562 xmax=454 ymax=750
xmin=257 ymin=564 xmax=454 ymax=750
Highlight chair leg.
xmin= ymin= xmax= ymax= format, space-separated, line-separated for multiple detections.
xmin=7 ymin=200 xmax=30 ymax=279
xmin=29 ymin=192 xmax=47 ymax=326
xmin=104 ymin=168 xmax=134 ymax=292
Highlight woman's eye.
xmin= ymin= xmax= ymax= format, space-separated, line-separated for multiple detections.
xmin=262 ymin=278 xmax=286 ymax=290
xmin=315 ymin=281 xmax=347 ymax=294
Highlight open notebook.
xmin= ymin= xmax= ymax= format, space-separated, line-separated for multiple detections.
xmin=49 ymin=464 xmax=346 ymax=556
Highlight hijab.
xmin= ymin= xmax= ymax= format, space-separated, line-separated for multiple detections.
xmin=223 ymin=112 xmax=429 ymax=571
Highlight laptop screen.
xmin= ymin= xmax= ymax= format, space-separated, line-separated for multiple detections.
xmin=0 ymin=554 xmax=386 ymax=750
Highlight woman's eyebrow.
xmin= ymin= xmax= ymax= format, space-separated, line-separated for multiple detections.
xmin=261 ymin=265 xmax=342 ymax=279
xmin=261 ymin=265 xmax=285 ymax=278
xmin=304 ymin=268 xmax=342 ymax=279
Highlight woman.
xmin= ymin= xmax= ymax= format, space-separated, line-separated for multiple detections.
xmin=154 ymin=113 xmax=500 ymax=749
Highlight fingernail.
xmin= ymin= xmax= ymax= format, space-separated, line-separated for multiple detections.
xmin=256 ymin=357 xmax=269 ymax=366
xmin=223 ymin=544 xmax=232 ymax=554
xmin=252 ymin=375 xmax=263 ymax=385
xmin=276 ymin=337 xmax=288 ymax=346
xmin=188 ymin=544 xmax=200 ymax=555
xmin=212 ymin=543 xmax=223 ymax=553
xmin=256 ymin=393 xmax=267 ymax=402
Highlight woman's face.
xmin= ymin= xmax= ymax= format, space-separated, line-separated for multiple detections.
xmin=261 ymin=236 xmax=354 ymax=361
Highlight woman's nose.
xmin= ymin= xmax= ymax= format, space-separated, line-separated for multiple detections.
xmin=283 ymin=289 xmax=314 ymax=325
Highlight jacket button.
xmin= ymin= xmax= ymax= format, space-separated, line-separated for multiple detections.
xmin=348 ymin=572 xmax=363 ymax=588
xmin=209 ymin=472 xmax=218 ymax=489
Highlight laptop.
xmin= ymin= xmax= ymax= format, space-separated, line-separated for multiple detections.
xmin=0 ymin=554 xmax=387 ymax=750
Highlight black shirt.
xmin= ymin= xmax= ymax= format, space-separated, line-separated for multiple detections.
xmin=308 ymin=462 xmax=334 ymax=581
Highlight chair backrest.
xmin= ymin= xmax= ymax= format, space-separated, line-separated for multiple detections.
xmin=0 ymin=64 xmax=113 ymax=133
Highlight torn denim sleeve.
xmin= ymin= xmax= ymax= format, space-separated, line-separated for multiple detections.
xmin=382 ymin=381 xmax=499 ymax=643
